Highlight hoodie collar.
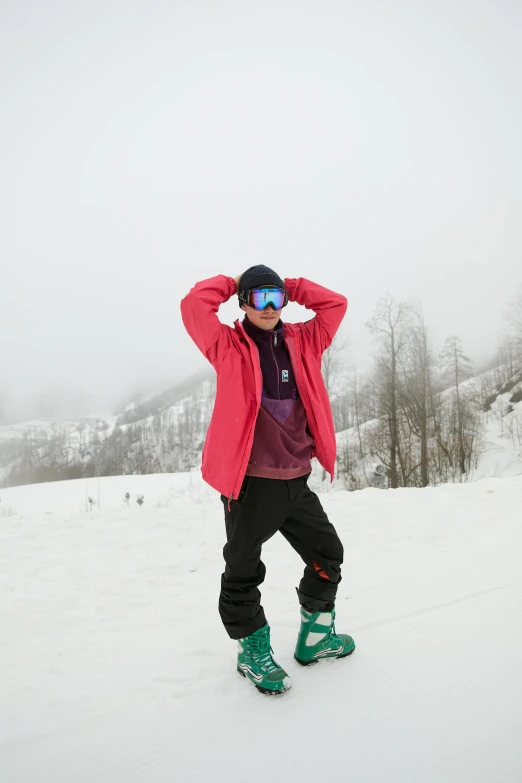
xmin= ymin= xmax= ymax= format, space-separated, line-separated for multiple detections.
xmin=242 ymin=315 xmax=284 ymax=344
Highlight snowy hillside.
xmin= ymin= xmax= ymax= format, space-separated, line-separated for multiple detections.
xmin=1 ymin=472 xmax=522 ymax=782
xmin=335 ymin=367 xmax=522 ymax=489
xmin=472 ymin=384 xmax=522 ymax=479
xmin=0 ymin=370 xmax=215 ymax=489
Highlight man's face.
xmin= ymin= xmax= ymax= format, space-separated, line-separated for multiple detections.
xmin=241 ymin=302 xmax=282 ymax=330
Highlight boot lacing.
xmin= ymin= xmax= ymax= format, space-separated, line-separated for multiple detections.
xmin=244 ymin=629 xmax=279 ymax=672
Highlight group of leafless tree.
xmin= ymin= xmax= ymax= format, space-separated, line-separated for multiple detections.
xmin=323 ymin=286 xmax=522 ymax=490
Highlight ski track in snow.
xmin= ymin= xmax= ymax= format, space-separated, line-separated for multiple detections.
xmin=1 ymin=473 xmax=522 ymax=783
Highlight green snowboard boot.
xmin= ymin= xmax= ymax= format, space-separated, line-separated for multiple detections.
xmin=237 ymin=624 xmax=292 ymax=695
xmin=294 ymin=606 xmax=355 ymax=666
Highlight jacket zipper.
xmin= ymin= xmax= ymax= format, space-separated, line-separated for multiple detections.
xmin=271 ymin=331 xmax=280 ymax=399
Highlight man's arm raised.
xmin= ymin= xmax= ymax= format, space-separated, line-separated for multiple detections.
xmin=180 ymin=275 xmax=238 ymax=366
xmin=284 ymin=277 xmax=348 ymax=355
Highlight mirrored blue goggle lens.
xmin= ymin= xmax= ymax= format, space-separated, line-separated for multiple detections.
xmin=249 ymin=288 xmax=286 ymax=310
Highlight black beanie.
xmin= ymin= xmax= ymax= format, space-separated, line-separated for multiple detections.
xmin=238 ymin=265 xmax=285 ymax=302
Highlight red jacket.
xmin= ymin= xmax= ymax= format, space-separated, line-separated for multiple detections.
xmin=180 ymin=275 xmax=348 ymax=501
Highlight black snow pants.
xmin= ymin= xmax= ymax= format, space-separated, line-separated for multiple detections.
xmin=219 ymin=473 xmax=344 ymax=639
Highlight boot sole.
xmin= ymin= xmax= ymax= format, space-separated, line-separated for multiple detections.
xmin=237 ymin=666 xmax=291 ymax=695
xmin=294 ymin=644 xmax=355 ymax=667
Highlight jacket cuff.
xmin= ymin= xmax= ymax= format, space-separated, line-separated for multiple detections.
xmin=284 ymin=278 xmax=297 ymax=301
xmin=223 ymin=275 xmax=238 ymax=299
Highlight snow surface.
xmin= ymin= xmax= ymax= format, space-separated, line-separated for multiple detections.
xmin=470 ymin=392 xmax=522 ymax=480
xmin=1 ymin=472 xmax=522 ymax=783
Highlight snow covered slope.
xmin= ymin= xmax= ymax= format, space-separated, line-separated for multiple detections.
xmin=335 ymin=370 xmax=522 ymax=488
xmin=0 ymin=370 xmax=215 ymax=488
xmin=470 ymin=390 xmax=522 ymax=479
xmin=1 ymin=473 xmax=521 ymax=782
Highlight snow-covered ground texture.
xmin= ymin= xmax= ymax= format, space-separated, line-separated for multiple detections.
xmin=1 ymin=472 xmax=522 ymax=783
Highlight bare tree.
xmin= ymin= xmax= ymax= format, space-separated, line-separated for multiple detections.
xmin=321 ymin=331 xmax=349 ymax=397
xmin=366 ymin=295 xmax=410 ymax=488
xmin=440 ymin=335 xmax=474 ymax=477
xmin=400 ymin=303 xmax=435 ymax=486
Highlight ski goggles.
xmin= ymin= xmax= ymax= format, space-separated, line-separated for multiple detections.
xmin=240 ymin=286 xmax=289 ymax=310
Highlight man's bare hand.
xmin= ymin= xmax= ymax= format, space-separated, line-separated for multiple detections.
xmin=234 ymin=275 xmax=241 ymax=290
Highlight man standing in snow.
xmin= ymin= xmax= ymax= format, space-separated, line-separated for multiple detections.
xmin=181 ymin=266 xmax=355 ymax=694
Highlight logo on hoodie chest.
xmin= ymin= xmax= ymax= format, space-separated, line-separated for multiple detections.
xmin=282 ymin=370 xmax=289 ymax=382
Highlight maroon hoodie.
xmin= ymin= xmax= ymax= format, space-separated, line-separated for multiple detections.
xmin=242 ymin=316 xmax=314 ymax=479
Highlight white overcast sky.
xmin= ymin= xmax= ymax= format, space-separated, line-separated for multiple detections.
xmin=1 ymin=0 xmax=521 ymax=420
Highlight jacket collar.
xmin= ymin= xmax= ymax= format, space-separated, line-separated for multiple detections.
xmin=241 ymin=315 xmax=284 ymax=345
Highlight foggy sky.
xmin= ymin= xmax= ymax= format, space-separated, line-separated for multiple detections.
xmin=1 ymin=0 xmax=521 ymax=422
